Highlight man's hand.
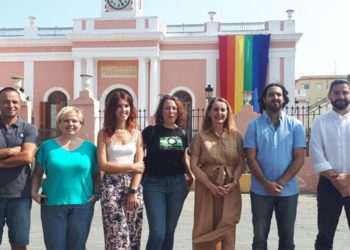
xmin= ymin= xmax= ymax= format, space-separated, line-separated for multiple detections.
xmin=331 ymin=174 xmax=350 ymax=197
xmin=335 ymin=185 xmax=350 ymax=198
xmin=0 ymin=146 xmax=21 ymax=160
xmin=10 ymin=146 xmax=21 ymax=155
xmin=332 ymin=173 xmax=350 ymax=188
xmin=264 ymin=181 xmax=283 ymax=196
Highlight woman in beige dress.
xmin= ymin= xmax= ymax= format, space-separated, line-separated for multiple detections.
xmin=190 ymin=97 xmax=244 ymax=250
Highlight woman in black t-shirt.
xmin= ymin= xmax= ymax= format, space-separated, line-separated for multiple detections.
xmin=142 ymin=95 xmax=194 ymax=250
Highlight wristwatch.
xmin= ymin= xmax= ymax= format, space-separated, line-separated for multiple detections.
xmin=129 ymin=188 xmax=137 ymax=194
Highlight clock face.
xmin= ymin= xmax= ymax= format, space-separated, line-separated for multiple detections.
xmin=106 ymin=0 xmax=131 ymax=10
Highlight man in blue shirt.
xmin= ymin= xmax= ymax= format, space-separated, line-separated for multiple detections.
xmin=244 ymin=83 xmax=306 ymax=250
xmin=0 ymin=87 xmax=38 ymax=250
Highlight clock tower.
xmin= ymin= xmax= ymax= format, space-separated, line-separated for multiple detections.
xmin=102 ymin=0 xmax=143 ymax=18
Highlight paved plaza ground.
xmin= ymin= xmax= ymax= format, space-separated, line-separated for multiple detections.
xmin=2 ymin=192 xmax=350 ymax=249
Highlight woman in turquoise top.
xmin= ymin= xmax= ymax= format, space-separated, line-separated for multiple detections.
xmin=31 ymin=106 xmax=100 ymax=250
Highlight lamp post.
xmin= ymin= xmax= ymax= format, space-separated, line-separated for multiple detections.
xmin=205 ymin=84 xmax=214 ymax=103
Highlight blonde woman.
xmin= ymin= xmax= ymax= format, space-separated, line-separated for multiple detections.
xmin=190 ymin=97 xmax=244 ymax=250
xmin=31 ymin=106 xmax=99 ymax=250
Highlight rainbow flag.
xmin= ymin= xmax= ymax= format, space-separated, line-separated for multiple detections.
xmin=219 ymin=34 xmax=270 ymax=113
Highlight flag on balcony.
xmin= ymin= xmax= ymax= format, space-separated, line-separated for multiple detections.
xmin=219 ymin=34 xmax=270 ymax=113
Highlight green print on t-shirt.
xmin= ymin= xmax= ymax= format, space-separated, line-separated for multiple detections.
xmin=159 ymin=136 xmax=184 ymax=150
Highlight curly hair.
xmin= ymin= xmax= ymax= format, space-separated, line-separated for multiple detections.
xmin=202 ymin=97 xmax=237 ymax=133
xmin=259 ymin=83 xmax=289 ymax=111
xmin=154 ymin=95 xmax=187 ymax=127
xmin=103 ymin=91 xmax=137 ymax=137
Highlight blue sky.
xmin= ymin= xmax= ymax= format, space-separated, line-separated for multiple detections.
xmin=0 ymin=0 xmax=349 ymax=78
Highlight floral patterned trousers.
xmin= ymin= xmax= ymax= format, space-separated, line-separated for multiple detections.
xmin=100 ymin=174 xmax=143 ymax=250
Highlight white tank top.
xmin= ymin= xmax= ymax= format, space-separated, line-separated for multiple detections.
xmin=106 ymin=130 xmax=139 ymax=164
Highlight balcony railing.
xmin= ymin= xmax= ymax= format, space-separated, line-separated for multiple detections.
xmin=166 ymin=22 xmax=266 ymax=34
xmin=167 ymin=24 xmax=206 ymax=33
xmin=38 ymin=27 xmax=73 ymax=36
xmin=220 ymin=22 xmax=265 ymax=32
xmin=0 ymin=27 xmax=25 ymax=37
xmin=0 ymin=21 xmax=267 ymax=37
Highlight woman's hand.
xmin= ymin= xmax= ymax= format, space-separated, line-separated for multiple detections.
xmin=222 ymin=180 xmax=239 ymax=194
xmin=31 ymin=193 xmax=47 ymax=205
xmin=209 ymin=180 xmax=240 ymax=197
xmin=208 ymin=183 xmax=228 ymax=197
xmin=126 ymin=193 xmax=137 ymax=210
xmin=89 ymin=193 xmax=99 ymax=204
xmin=185 ymin=173 xmax=195 ymax=191
xmin=131 ymin=162 xmax=144 ymax=173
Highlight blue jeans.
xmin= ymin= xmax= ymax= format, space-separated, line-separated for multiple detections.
xmin=0 ymin=197 xmax=31 ymax=246
xmin=41 ymin=203 xmax=94 ymax=250
xmin=250 ymin=192 xmax=298 ymax=250
xmin=142 ymin=174 xmax=188 ymax=250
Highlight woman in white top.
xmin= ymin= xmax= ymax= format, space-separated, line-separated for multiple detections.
xmin=97 ymin=91 xmax=144 ymax=250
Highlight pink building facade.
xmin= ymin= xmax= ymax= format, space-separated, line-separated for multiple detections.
xmin=0 ymin=0 xmax=301 ymax=139
xmin=0 ymin=1 xmax=318 ymax=193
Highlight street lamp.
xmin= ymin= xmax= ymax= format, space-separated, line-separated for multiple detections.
xmin=205 ymin=84 xmax=214 ymax=103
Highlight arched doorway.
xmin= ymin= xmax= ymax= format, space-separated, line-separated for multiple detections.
xmin=104 ymin=88 xmax=133 ymax=107
xmin=40 ymin=91 xmax=68 ymax=141
xmin=174 ymin=91 xmax=193 ymax=140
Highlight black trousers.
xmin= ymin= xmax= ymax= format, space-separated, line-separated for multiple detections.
xmin=315 ymin=176 xmax=350 ymax=250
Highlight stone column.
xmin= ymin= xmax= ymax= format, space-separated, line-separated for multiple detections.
xmin=85 ymin=57 xmax=96 ymax=97
xmin=70 ymin=75 xmax=100 ymax=143
xmin=149 ymin=57 xmax=160 ymax=119
xmin=74 ymin=58 xmax=82 ymax=98
xmin=137 ymin=57 xmax=148 ymax=128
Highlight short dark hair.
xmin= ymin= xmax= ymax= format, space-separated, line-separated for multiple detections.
xmin=328 ymin=79 xmax=350 ymax=93
xmin=0 ymin=87 xmax=20 ymax=97
xmin=259 ymin=83 xmax=289 ymax=111
xmin=155 ymin=95 xmax=187 ymax=127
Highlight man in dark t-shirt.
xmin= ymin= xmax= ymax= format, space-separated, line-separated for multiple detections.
xmin=0 ymin=87 xmax=38 ymax=250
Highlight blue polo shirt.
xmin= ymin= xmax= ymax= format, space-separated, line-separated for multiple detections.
xmin=0 ymin=118 xmax=38 ymax=197
xmin=244 ymin=113 xmax=306 ymax=196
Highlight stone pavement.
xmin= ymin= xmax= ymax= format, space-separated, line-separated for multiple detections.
xmin=2 ymin=193 xmax=350 ymax=249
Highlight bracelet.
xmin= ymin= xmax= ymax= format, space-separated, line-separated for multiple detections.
xmin=233 ymin=179 xmax=239 ymax=185
xmin=129 ymin=188 xmax=137 ymax=194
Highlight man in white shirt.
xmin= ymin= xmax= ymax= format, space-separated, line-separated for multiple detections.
xmin=311 ymin=79 xmax=350 ymax=250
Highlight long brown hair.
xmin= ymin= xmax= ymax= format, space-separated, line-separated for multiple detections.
xmin=103 ymin=91 xmax=137 ymax=137
xmin=154 ymin=95 xmax=187 ymax=127
xmin=202 ymin=97 xmax=237 ymax=133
